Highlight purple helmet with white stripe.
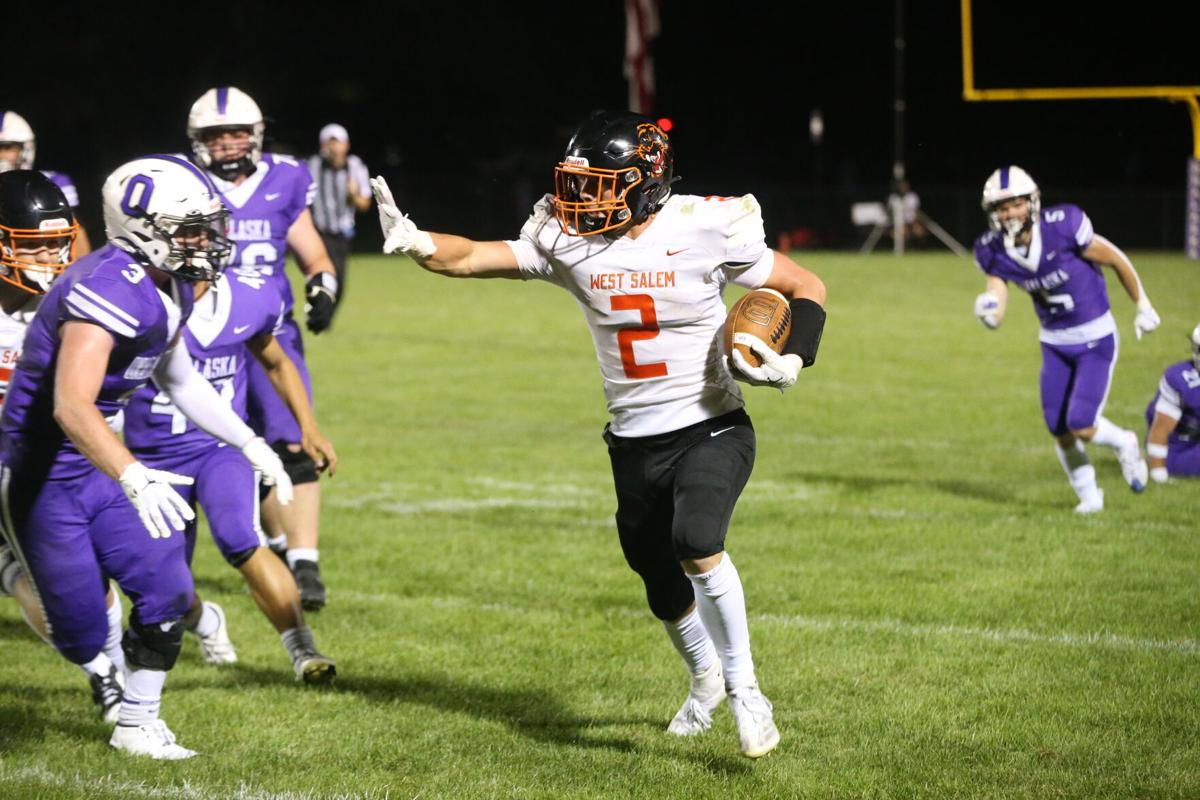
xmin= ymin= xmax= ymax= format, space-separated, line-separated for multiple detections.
xmin=981 ymin=165 xmax=1040 ymax=240
xmin=186 ymin=87 xmax=264 ymax=180
xmin=101 ymin=155 xmax=231 ymax=280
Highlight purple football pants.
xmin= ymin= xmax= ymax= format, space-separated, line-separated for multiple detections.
xmin=246 ymin=315 xmax=312 ymax=445
xmin=0 ymin=463 xmax=192 ymax=664
xmin=1039 ymin=334 xmax=1117 ymax=436
xmin=139 ymin=444 xmax=265 ymax=565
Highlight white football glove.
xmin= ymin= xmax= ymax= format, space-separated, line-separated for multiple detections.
xmin=974 ymin=291 xmax=1000 ymax=329
xmin=729 ymin=332 xmax=803 ymax=390
xmin=369 ymin=176 xmax=436 ymax=258
xmin=118 ymin=462 xmax=195 ymax=540
xmin=1150 ymin=466 xmax=1169 ymax=484
xmin=241 ymin=436 xmax=294 ymax=505
xmin=1133 ymin=299 xmax=1160 ymax=341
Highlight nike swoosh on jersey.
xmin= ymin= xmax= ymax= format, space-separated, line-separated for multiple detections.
xmin=666 ymin=248 xmax=690 ymax=256
xmin=233 ymin=324 xmax=252 ymax=335
xmin=265 ymin=192 xmax=282 ymax=201
xmin=710 ymin=426 xmax=736 ymax=438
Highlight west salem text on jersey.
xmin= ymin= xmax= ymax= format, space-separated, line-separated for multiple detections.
xmin=506 ymin=193 xmax=774 ymax=437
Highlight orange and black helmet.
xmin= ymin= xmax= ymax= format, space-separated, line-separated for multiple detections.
xmin=554 ymin=111 xmax=675 ymax=237
xmin=0 ymin=170 xmax=77 ymax=294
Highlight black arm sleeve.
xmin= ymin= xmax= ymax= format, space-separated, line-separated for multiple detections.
xmin=781 ymin=298 xmax=825 ymax=367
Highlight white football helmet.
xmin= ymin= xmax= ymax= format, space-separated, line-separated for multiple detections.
xmin=1191 ymin=322 xmax=1200 ymax=370
xmin=102 ymin=155 xmax=231 ymax=281
xmin=0 ymin=111 xmax=36 ymax=172
xmin=981 ymin=165 xmax=1040 ymax=241
xmin=186 ymin=87 xmax=264 ymax=180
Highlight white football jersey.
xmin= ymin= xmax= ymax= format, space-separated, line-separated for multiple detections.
xmin=506 ymin=193 xmax=775 ymax=437
xmin=0 ymin=296 xmax=38 ymax=399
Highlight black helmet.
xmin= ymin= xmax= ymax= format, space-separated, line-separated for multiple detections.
xmin=0 ymin=170 xmax=77 ymax=294
xmin=553 ymin=111 xmax=675 ymax=236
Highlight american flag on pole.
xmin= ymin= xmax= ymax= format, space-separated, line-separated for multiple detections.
xmin=625 ymin=0 xmax=660 ymax=114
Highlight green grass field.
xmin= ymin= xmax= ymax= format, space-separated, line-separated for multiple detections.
xmin=1 ymin=251 xmax=1198 ymax=799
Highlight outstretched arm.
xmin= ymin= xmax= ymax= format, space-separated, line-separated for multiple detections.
xmin=370 ymin=176 xmax=521 ymax=279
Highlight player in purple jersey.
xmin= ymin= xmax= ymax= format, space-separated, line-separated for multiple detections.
xmin=187 ymin=87 xmax=339 ymax=610
xmin=0 ymin=170 xmax=129 ymax=721
xmin=123 ymin=266 xmax=338 ymax=683
xmin=1143 ymin=323 xmax=1200 ymax=482
xmin=0 ymin=110 xmax=93 ymax=255
xmin=0 ymin=155 xmax=294 ymax=759
xmin=972 ymin=166 xmax=1158 ymax=513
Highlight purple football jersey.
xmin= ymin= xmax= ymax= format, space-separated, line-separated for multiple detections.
xmin=0 ymin=244 xmax=194 ymax=478
xmin=973 ymin=204 xmax=1110 ymax=330
xmin=205 ymin=153 xmax=315 ymax=314
xmin=1146 ymin=360 xmax=1200 ymax=442
xmin=41 ymin=170 xmax=79 ymax=207
xmin=123 ymin=267 xmax=285 ymax=458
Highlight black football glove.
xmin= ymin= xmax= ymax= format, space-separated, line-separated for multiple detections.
xmin=304 ymin=272 xmax=339 ymax=334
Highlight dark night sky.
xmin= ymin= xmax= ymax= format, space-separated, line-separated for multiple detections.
xmin=7 ymin=2 xmax=1199 ymax=245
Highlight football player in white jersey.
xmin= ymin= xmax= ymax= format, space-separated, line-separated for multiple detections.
xmin=370 ymin=111 xmax=827 ymax=759
xmin=0 ymin=169 xmax=127 ymax=721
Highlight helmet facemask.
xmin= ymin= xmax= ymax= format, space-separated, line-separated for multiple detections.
xmin=0 ymin=220 xmax=76 ymax=294
xmin=147 ymin=209 xmax=232 ymax=281
xmin=553 ymin=159 xmax=643 ymax=236
xmin=191 ymin=124 xmax=263 ymax=181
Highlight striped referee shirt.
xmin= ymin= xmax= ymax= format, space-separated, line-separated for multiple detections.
xmin=307 ymin=153 xmax=371 ymax=238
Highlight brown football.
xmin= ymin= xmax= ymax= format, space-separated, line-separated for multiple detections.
xmin=724 ymin=288 xmax=791 ymax=370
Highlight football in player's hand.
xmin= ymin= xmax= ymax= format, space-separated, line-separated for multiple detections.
xmin=724 ymin=288 xmax=791 ymax=370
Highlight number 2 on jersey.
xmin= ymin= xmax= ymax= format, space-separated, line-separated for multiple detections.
xmin=612 ymin=294 xmax=668 ymax=379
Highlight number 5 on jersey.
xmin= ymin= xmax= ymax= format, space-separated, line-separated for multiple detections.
xmin=612 ymin=294 xmax=667 ymax=379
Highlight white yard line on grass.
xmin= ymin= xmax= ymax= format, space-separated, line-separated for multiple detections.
xmin=340 ymin=590 xmax=1200 ymax=657
xmin=0 ymin=763 xmax=397 ymax=800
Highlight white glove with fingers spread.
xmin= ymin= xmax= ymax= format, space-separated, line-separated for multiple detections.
xmin=241 ymin=436 xmax=294 ymax=506
xmin=369 ymin=176 xmax=436 ymax=258
xmin=119 ymin=462 xmax=195 ymax=540
xmin=729 ymin=332 xmax=802 ymax=390
xmin=974 ymin=291 xmax=1000 ymax=329
xmin=1133 ymin=298 xmax=1160 ymax=341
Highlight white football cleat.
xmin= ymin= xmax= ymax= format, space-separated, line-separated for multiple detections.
xmin=728 ymin=684 xmax=780 ymax=759
xmin=1074 ymin=488 xmax=1104 ymax=514
xmin=667 ymin=663 xmax=726 ymax=736
xmin=110 ymin=719 xmax=197 ymax=760
xmin=193 ymin=601 xmax=237 ymax=664
xmin=1116 ymin=431 xmax=1148 ymax=493
xmin=292 ymin=650 xmax=337 ymax=685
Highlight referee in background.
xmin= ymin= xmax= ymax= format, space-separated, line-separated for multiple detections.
xmin=308 ymin=124 xmax=371 ymax=314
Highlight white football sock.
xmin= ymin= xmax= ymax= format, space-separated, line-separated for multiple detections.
xmin=117 ymin=668 xmax=166 ymax=727
xmin=78 ymin=651 xmax=113 ymax=678
xmin=1089 ymin=416 xmax=1130 ymax=450
xmin=287 ymin=548 xmax=319 ymax=570
xmin=662 ymin=606 xmax=718 ymax=676
xmin=687 ymin=554 xmax=756 ymax=690
xmin=191 ymin=602 xmax=220 ymax=638
xmin=104 ymin=591 xmax=126 ymax=673
xmin=1055 ymin=440 xmax=1100 ymax=502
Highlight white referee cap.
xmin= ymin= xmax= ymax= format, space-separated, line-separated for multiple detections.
xmin=319 ymin=123 xmax=349 ymax=144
